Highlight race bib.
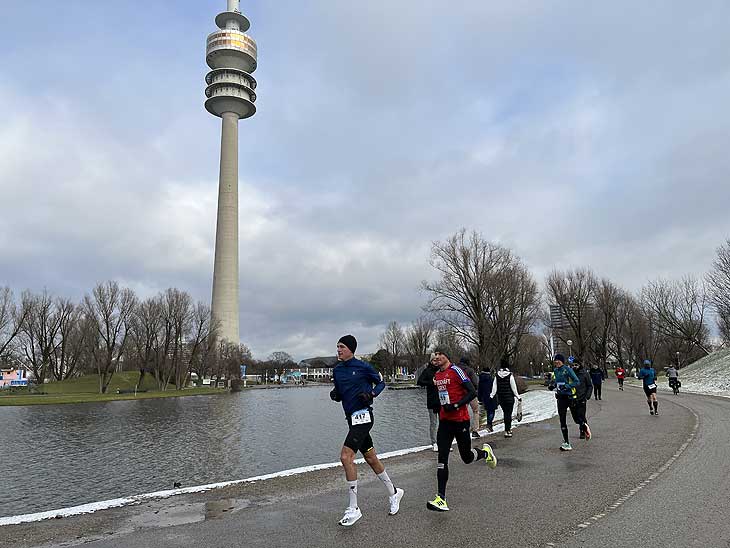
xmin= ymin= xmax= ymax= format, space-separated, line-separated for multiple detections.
xmin=351 ymin=409 xmax=372 ymax=425
xmin=438 ymin=390 xmax=451 ymax=405
xmin=647 ymin=383 xmax=657 ymax=390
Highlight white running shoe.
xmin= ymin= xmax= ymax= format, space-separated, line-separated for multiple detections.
xmin=338 ymin=506 xmax=362 ymax=526
xmin=432 ymin=443 xmax=439 ymax=452
xmin=560 ymin=442 xmax=573 ymax=451
xmin=388 ymin=488 xmax=404 ymax=515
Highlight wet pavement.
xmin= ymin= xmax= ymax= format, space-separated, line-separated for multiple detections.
xmin=1 ymin=387 xmax=706 ymax=548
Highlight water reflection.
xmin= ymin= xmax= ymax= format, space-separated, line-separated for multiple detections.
xmin=0 ymin=386 xmax=426 ymax=516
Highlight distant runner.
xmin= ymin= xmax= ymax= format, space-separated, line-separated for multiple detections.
xmin=638 ymin=359 xmax=659 ymax=416
xmin=490 ymin=357 xmax=522 ymax=438
xmin=549 ymin=354 xmax=581 ymax=451
xmin=427 ymin=348 xmax=496 ymax=512
xmin=570 ymin=358 xmax=593 ymax=440
xmin=330 ymin=335 xmax=404 ymax=526
xmin=666 ymin=365 xmax=680 ymax=395
xmin=615 ymin=365 xmax=626 ymax=391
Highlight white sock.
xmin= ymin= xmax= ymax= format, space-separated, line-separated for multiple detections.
xmin=377 ymin=470 xmax=396 ymax=496
xmin=347 ymin=480 xmax=358 ymax=508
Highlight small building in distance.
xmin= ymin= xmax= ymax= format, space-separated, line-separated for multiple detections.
xmin=0 ymin=367 xmax=29 ymax=389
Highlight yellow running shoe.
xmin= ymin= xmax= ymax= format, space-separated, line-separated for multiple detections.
xmin=482 ymin=443 xmax=497 ymax=469
xmin=426 ymin=495 xmax=449 ymax=512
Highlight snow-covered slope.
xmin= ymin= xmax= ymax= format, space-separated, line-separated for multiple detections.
xmin=672 ymin=349 xmax=730 ymax=397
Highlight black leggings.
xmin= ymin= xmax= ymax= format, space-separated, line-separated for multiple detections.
xmin=500 ymin=399 xmax=514 ymax=432
xmin=593 ymin=384 xmax=602 ymax=399
xmin=436 ymin=420 xmax=476 ymax=498
xmin=556 ymin=395 xmax=572 ymax=443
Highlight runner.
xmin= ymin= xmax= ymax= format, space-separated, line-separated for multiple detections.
xmin=427 ymin=348 xmax=497 ymax=512
xmin=638 ymin=359 xmax=659 ymax=416
xmin=457 ymin=357 xmax=481 ymax=438
xmin=489 ymin=357 xmax=522 ymax=438
xmin=417 ymin=353 xmax=441 ymax=451
xmin=477 ymin=366 xmax=497 ymax=433
xmin=330 ymin=335 xmax=404 ymax=526
xmin=570 ymin=358 xmax=593 ymax=440
xmin=548 ymin=354 xmax=581 ymax=451
xmin=666 ymin=365 xmax=680 ymax=395
xmin=615 ymin=365 xmax=626 ymax=391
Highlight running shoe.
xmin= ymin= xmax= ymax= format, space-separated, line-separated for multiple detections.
xmin=486 ymin=425 xmax=494 ymax=433
xmin=426 ymin=495 xmax=449 ymax=512
xmin=584 ymin=423 xmax=591 ymax=440
xmin=504 ymin=431 xmax=513 ymax=438
xmin=388 ymin=488 xmax=404 ymax=515
xmin=338 ymin=506 xmax=362 ymax=526
xmin=471 ymin=431 xmax=480 ymax=439
xmin=654 ymin=410 xmax=659 ymax=416
xmin=650 ymin=410 xmax=654 ymax=415
xmin=432 ymin=443 xmax=438 ymax=452
xmin=560 ymin=442 xmax=573 ymax=451
xmin=482 ymin=443 xmax=497 ymax=469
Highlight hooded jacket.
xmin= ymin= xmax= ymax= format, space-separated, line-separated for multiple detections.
xmin=572 ymin=365 xmax=593 ymax=402
xmin=477 ymin=371 xmax=497 ymax=410
xmin=490 ymin=368 xmax=520 ymax=403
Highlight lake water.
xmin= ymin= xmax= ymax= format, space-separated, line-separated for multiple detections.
xmin=0 ymin=386 xmax=426 ymax=517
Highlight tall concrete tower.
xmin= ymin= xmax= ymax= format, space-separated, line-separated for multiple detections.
xmin=205 ymin=0 xmax=258 ymax=343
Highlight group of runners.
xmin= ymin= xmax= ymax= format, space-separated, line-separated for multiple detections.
xmin=329 ymin=333 xmax=678 ymax=526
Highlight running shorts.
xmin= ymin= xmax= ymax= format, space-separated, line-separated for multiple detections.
xmin=643 ymin=385 xmax=657 ymax=396
xmin=344 ymin=410 xmax=375 ymax=454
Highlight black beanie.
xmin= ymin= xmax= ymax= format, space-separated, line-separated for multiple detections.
xmin=338 ymin=335 xmax=357 ymax=354
xmin=499 ymin=356 xmax=510 ymax=369
xmin=554 ymin=353 xmax=565 ymax=364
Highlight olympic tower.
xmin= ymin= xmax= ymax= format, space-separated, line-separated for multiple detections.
xmin=205 ymin=0 xmax=257 ymax=343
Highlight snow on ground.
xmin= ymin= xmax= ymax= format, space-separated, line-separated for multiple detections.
xmin=666 ymin=348 xmax=730 ymax=397
xmin=0 ymin=389 xmax=558 ymax=526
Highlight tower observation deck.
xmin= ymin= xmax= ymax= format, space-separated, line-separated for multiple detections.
xmin=206 ymin=0 xmax=258 ymax=344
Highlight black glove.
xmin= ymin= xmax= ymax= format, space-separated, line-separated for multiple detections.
xmin=442 ymin=402 xmax=459 ymax=412
xmin=548 ymin=382 xmax=556 ymax=391
xmin=358 ymin=392 xmax=374 ymax=405
xmin=329 ymin=388 xmax=341 ymax=402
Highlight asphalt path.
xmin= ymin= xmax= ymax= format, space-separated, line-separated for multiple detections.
xmin=4 ymin=385 xmax=722 ymax=548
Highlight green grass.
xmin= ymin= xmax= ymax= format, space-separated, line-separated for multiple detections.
xmin=0 ymin=372 xmax=226 ymax=406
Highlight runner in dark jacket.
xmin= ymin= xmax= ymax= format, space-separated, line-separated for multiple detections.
xmin=570 ymin=359 xmax=593 ymax=440
xmin=417 ymin=355 xmax=441 ymax=450
xmin=477 ymin=369 xmax=497 ymax=432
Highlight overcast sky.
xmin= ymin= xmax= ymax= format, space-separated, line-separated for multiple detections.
xmin=1 ymin=1 xmax=729 ymax=360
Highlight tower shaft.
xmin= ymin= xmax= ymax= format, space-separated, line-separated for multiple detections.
xmin=211 ymin=112 xmax=240 ymax=343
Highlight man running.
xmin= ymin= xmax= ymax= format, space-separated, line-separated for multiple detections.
xmin=638 ymin=359 xmax=659 ymax=415
xmin=549 ymin=354 xmax=581 ymax=451
xmin=615 ymin=365 xmax=626 ymax=391
xmin=666 ymin=364 xmax=680 ymax=394
xmin=330 ymin=335 xmax=404 ymax=526
xmin=427 ymin=348 xmax=497 ymax=512
xmin=570 ymin=358 xmax=593 ymax=440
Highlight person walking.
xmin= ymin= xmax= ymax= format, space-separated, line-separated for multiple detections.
xmin=589 ymin=364 xmax=604 ymax=400
xmin=417 ymin=354 xmax=441 ymax=451
xmin=548 ymin=354 xmax=581 ymax=451
xmin=615 ymin=365 xmax=626 ymax=391
xmin=330 ymin=335 xmax=404 ymax=526
xmin=570 ymin=358 xmax=593 ymax=440
xmin=638 ymin=359 xmax=659 ymax=415
xmin=427 ymin=348 xmax=496 ymax=512
xmin=458 ymin=357 xmax=481 ymax=438
xmin=489 ymin=357 xmax=521 ymax=438
xmin=477 ymin=367 xmax=497 ymax=432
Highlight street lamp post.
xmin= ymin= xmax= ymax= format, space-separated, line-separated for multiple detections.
xmin=567 ymin=340 xmax=573 ymax=359
xmin=676 ymin=351 xmax=680 ymax=368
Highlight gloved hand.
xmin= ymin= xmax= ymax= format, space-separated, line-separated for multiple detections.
xmin=548 ymin=382 xmax=556 ymax=391
xmin=329 ymin=388 xmax=341 ymax=402
xmin=358 ymin=392 xmax=374 ymax=405
xmin=442 ymin=402 xmax=459 ymax=412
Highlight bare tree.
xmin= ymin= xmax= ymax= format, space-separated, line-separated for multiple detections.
xmin=591 ymin=278 xmax=621 ymax=371
xmin=404 ymin=316 xmax=435 ymax=370
xmin=379 ymin=320 xmax=405 ymax=378
xmin=707 ymin=238 xmax=730 ymax=345
xmin=184 ymin=302 xmax=218 ymax=387
xmin=0 ymin=287 xmax=29 ymax=361
xmin=84 ymin=281 xmax=137 ymax=393
xmin=423 ymin=230 xmax=540 ymax=369
xmin=641 ymin=277 xmax=711 ymax=357
xmin=19 ymin=290 xmax=61 ymax=384
xmin=546 ymin=268 xmax=599 ymax=362
xmin=49 ymin=299 xmax=88 ymax=381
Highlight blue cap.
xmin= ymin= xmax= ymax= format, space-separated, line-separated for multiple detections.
xmin=643 ymin=359 xmax=652 ymax=365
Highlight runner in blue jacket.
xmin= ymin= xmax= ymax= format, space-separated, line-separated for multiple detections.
xmin=638 ymin=359 xmax=659 ymax=416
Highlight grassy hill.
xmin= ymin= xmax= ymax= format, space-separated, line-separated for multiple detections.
xmin=676 ymin=348 xmax=730 ymax=395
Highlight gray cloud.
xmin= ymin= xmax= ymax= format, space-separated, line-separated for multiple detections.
xmin=1 ymin=1 xmax=729 ymax=359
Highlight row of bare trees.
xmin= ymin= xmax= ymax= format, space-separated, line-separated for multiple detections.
xmin=375 ymin=232 xmax=730 ymax=377
xmin=0 ymin=281 xmax=250 ymax=393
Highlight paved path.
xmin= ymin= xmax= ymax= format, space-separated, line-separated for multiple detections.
xmin=4 ymin=386 xmax=724 ymax=548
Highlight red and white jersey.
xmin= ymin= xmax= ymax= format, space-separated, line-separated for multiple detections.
xmin=615 ymin=368 xmax=625 ymax=379
xmin=434 ymin=364 xmax=471 ymax=422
